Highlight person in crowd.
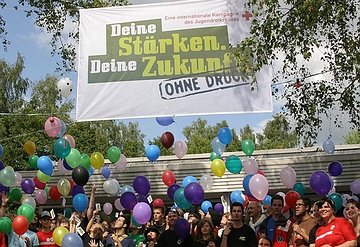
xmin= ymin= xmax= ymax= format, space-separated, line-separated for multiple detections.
xmin=288 ymin=197 xmax=316 ymax=247
xmin=36 ymin=211 xmax=57 ymax=247
xmin=315 ymin=197 xmax=357 ymax=247
xmin=192 ymin=217 xmax=221 ymax=247
xmin=258 ymin=195 xmax=294 ymax=247
xmin=144 ymin=227 xmax=159 ymax=247
xmin=129 ymin=217 xmax=145 ymax=247
xmin=82 ymin=209 xmax=104 ymax=247
xmin=207 ymin=208 xmax=222 ymax=230
xmin=50 ymin=218 xmax=57 ymax=231
xmin=155 ymin=208 xmax=193 ymax=247
xmin=218 ymin=212 xmax=232 ymax=238
xmin=188 ymin=211 xmax=200 ymax=239
xmin=220 ymin=202 xmax=257 ymax=247
xmin=246 ymin=201 xmax=267 ymax=233
xmin=78 ymin=184 xmax=97 ymax=236
xmin=258 ymin=236 xmax=272 ymax=247
xmin=105 ymin=215 xmax=134 ymax=247
xmin=309 ymin=201 xmax=325 ymax=247
xmin=29 ymin=212 xmax=40 ymax=233
xmin=8 ymin=228 xmax=39 ymax=247
xmin=152 ymin=206 xmax=166 ymax=235
xmin=59 ymin=218 xmax=70 ymax=231
xmin=101 ymin=220 xmax=112 ymax=243
xmin=346 ymin=199 xmax=360 ymax=238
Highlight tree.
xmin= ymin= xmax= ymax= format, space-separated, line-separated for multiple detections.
xmin=343 ymin=130 xmax=360 ymax=144
xmin=256 ymin=114 xmax=298 ymax=150
xmin=235 ymin=1 xmax=360 ymax=143
xmin=239 ymin=124 xmax=258 ymax=149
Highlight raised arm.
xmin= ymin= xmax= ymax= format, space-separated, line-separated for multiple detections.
xmin=87 ymin=184 xmax=96 ymax=220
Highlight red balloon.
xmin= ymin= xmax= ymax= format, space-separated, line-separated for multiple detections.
xmin=257 ymin=170 xmax=266 ymax=176
xmin=33 ymin=176 xmax=46 ymax=189
xmin=285 ymin=190 xmax=300 ymax=208
xmin=161 ymin=132 xmax=174 ymax=149
xmin=49 ymin=185 xmax=61 ymax=201
xmin=68 ymin=179 xmax=76 ymax=188
xmin=162 ymin=170 xmax=176 ymax=187
xmin=283 ymin=204 xmax=290 ymax=214
xmin=13 ymin=215 xmax=28 ymax=235
xmin=153 ymin=198 xmax=164 ymax=207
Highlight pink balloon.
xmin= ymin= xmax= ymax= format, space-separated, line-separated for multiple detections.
xmin=280 ymin=166 xmax=297 ymax=188
xmin=249 ymin=174 xmax=268 ymax=200
xmin=115 ymin=154 xmax=127 ymax=172
xmin=13 ymin=172 xmax=23 ymax=187
xmin=243 ymin=157 xmax=259 ymax=174
xmin=62 ymin=134 xmax=76 ymax=148
xmin=35 ymin=190 xmax=47 ymax=204
xmin=44 ymin=116 xmax=62 ymax=137
xmin=133 ymin=202 xmax=152 ymax=224
xmin=103 ymin=202 xmax=113 ymax=215
xmin=174 ymin=141 xmax=187 ymax=159
xmin=114 ymin=198 xmax=125 ymax=211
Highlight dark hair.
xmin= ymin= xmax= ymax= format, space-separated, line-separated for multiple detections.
xmin=194 ymin=218 xmax=217 ymax=244
xmin=258 ymin=236 xmax=273 ymax=247
xmin=121 ymin=215 xmax=130 ymax=231
xmin=299 ymin=197 xmax=312 ymax=213
xmin=346 ymin=198 xmax=360 ymax=209
xmin=230 ymin=202 xmax=244 ymax=212
xmin=271 ymin=195 xmax=284 ymax=207
xmin=317 ymin=197 xmax=335 ymax=210
xmin=153 ymin=206 xmax=165 ymax=215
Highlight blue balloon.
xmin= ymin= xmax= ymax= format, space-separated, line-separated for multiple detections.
xmin=230 ymin=190 xmax=244 ymax=204
xmin=73 ymin=193 xmax=89 ymax=212
xmin=56 ymin=120 xmax=67 ymax=138
xmin=146 ymin=145 xmax=160 ymax=162
xmin=211 ymin=137 xmax=226 ymax=156
xmin=243 ymin=174 xmax=253 ymax=194
xmin=101 ymin=166 xmax=111 ymax=179
xmin=37 ymin=156 xmax=53 ymax=176
xmin=88 ymin=166 xmax=93 ymax=177
xmin=155 ymin=116 xmax=174 ymax=126
xmin=121 ymin=185 xmax=134 ymax=194
xmin=62 ymin=232 xmax=83 ymax=247
xmin=182 ymin=176 xmax=197 ymax=187
xmin=323 ymin=139 xmax=335 ymax=154
xmin=262 ymin=195 xmax=272 ymax=205
xmin=218 ymin=127 xmax=233 ymax=145
xmin=351 ymin=195 xmax=359 ymax=202
xmin=0 ymin=144 xmax=3 ymax=157
xmin=201 ymin=200 xmax=212 ymax=213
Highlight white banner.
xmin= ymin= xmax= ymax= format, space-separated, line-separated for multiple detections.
xmin=76 ymin=0 xmax=273 ymax=121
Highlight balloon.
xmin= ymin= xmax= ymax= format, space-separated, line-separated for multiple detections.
xmin=28 ymin=155 xmax=38 ymax=169
xmin=182 ymin=176 xmax=197 ymax=188
xmin=350 ymin=181 xmax=360 ymax=195
xmin=323 ymin=139 xmax=335 ymax=154
xmin=17 ymin=204 xmax=35 ymax=223
xmin=57 ymin=179 xmax=71 ymax=196
xmin=63 ymin=134 xmax=75 ymax=148
xmin=71 ymin=185 xmax=85 ymax=197
xmin=230 ymin=190 xmax=245 ymax=204
xmin=200 ymin=174 xmax=213 ymax=191
xmin=243 ymin=156 xmax=259 ymax=174
xmin=54 ymin=226 xmax=69 ymax=246
xmin=35 ymin=190 xmax=47 ymax=204
xmin=101 ymin=166 xmax=111 ymax=179
xmin=79 ymin=154 xmax=91 ymax=169
xmin=210 ymin=152 xmax=221 ymax=161
xmin=115 ymin=154 xmax=127 ymax=172
xmin=133 ymin=176 xmax=151 ymax=195
xmin=72 ymin=166 xmax=89 ymax=186
xmin=106 ymin=146 xmax=121 ymax=163
xmin=90 ymin=152 xmax=104 ymax=169
xmin=262 ymin=195 xmax=272 ymax=205
xmin=114 ymin=198 xmax=125 ymax=211
xmin=120 ymin=192 xmax=137 ymax=210
xmin=328 ymin=161 xmax=343 ymax=176
xmin=0 ymin=217 xmax=12 ymax=234
xmin=56 ymin=119 xmax=67 ymax=138
xmin=218 ymin=127 xmax=233 ymax=145
xmin=37 ymin=156 xmax=53 ymax=176
xmin=66 ymin=148 xmax=81 ymax=168
xmin=225 ymin=155 xmax=242 ymax=174
xmin=49 ymin=185 xmax=62 ymax=201
xmin=13 ymin=172 xmax=22 ymax=187
xmin=160 ymin=131 xmax=175 ymax=149
xmin=121 ymin=185 xmax=134 ymax=194
xmin=153 ymin=198 xmax=164 ymax=207
xmin=309 ymin=171 xmax=332 ymax=195
xmin=214 ymin=203 xmax=224 ymax=214
xmin=57 ymin=77 xmax=74 ymax=98
xmin=0 ymin=167 xmax=15 ymax=186
xmin=243 ymin=174 xmax=253 ymax=194
xmin=62 ymin=232 xmax=83 ymax=247
xmin=174 ymin=140 xmax=188 ymax=159
xmin=174 ymin=187 xmax=192 ymax=210
xmin=22 ymin=196 xmax=36 ymax=209
xmin=103 ymin=180 xmax=118 ymax=195
xmin=167 ymin=184 xmax=181 ymax=201
xmin=88 ymin=166 xmax=93 ymax=177
xmin=211 ymin=137 xmax=226 ymax=156
xmin=33 ymin=176 xmax=46 ymax=189
xmin=242 ymin=139 xmax=255 ymax=156
xmin=133 ymin=202 xmax=152 ymax=224
xmin=156 ymin=116 xmax=174 ymax=126
xmin=285 ymin=190 xmax=300 ymax=208
xmin=103 ymin=202 xmax=113 ymax=215
xmin=37 ymin=170 xmax=50 ymax=183
xmin=0 ymin=145 xmax=3 ymax=158
xmin=44 ymin=116 xmax=62 ymax=138
xmin=328 ymin=193 xmax=342 ymax=211
xmin=211 ymin=158 xmax=226 ymax=177
xmin=73 ymin=193 xmax=89 ymax=212
xmin=54 ymin=138 xmax=71 ymax=159
xmin=12 ymin=216 xmax=28 ymax=235
xmin=292 ymin=182 xmax=306 ymax=196
xmin=201 ymin=200 xmax=212 ymax=213
xmin=24 ymin=141 xmax=36 ymax=155
xmin=174 ymin=218 xmax=190 ymax=239
xmin=0 ymin=161 xmax=4 ymax=171
xmin=162 ymin=170 xmax=176 ymax=186
xmin=146 ymin=145 xmax=160 ymax=162
xmin=184 ymin=182 xmax=204 ymax=205
xmin=21 ymin=178 xmax=35 ymax=194
xmin=9 ymin=188 xmax=22 ymax=202
xmin=249 ymin=174 xmax=269 ymax=200
xmin=0 ymin=184 xmax=9 ymax=194
xmin=280 ymin=166 xmax=297 ymax=188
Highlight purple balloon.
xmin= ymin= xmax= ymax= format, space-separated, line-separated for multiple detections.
xmin=0 ymin=184 xmax=9 ymax=193
xmin=120 ymin=192 xmax=137 ymax=210
xmin=309 ymin=171 xmax=331 ymax=196
xmin=21 ymin=178 xmax=35 ymax=194
xmin=328 ymin=161 xmax=343 ymax=176
xmin=184 ymin=182 xmax=204 ymax=205
xmin=133 ymin=176 xmax=151 ymax=195
xmin=214 ymin=203 xmax=224 ymax=214
xmin=0 ymin=161 xmax=5 ymax=171
xmin=71 ymin=185 xmax=85 ymax=197
xmin=167 ymin=184 xmax=181 ymax=201
xmin=173 ymin=218 xmax=190 ymax=239
xmin=63 ymin=159 xmax=73 ymax=170
xmin=350 ymin=181 xmax=360 ymax=195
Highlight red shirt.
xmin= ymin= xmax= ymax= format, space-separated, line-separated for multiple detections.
xmin=36 ymin=230 xmax=59 ymax=247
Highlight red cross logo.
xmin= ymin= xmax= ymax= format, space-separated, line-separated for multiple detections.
xmin=242 ymin=11 xmax=252 ymax=21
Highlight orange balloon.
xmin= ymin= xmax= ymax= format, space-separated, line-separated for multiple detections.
xmin=24 ymin=141 xmax=36 ymax=155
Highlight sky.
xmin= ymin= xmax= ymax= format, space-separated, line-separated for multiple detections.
xmin=1 ymin=0 xmax=351 ymax=148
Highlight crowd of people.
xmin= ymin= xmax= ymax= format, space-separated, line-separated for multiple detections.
xmin=0 ymin=186 xmax=359 ymax=247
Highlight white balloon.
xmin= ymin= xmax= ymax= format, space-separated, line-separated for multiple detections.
xmin=22 ymin=196 xmax=36 ymax=209
xmin=200 ymin=174 xmax=213 ymax=191
xmin=103 ymin=180 xmax=118 ymax=195
xmin=57 ymin=77 xmax=74 ymax=98
xmin=243 ymin=156 xmax=259 ymax=174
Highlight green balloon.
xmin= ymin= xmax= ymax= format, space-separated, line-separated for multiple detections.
xmin=210 ymin=151 xmax=221 ymax=161
xmin=65 ymin=148 xmax=81 ymax=168
xmin=44 ymin=187 xmax=50 ymax=198
xmin=17 ymin=204 xmax=35 ymax=223
xmin=28 ymin=155 xmax=39 ymax=169
xmin=0 ymin=217 xmax=12 ymax=234
xmin=225 ymin=155 xmax=243 ymax=174
xmin=37 ymin=170 xmax=50 ymax=183
xmin=107 ymin=146 xmax=121 ymax=163
xmin=9 ymin=188 xmax=22 ymax=202
xmin=79 ymin=154 xmax=91 ymax=169
xmin=241 ymin=140 xmax=255 ymax=156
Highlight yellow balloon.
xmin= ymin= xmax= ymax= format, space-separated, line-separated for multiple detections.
xmin=211 ymin=158 xmax=226 ymax=177
xmin=57 ymin=178 xmax=71 ymax=196
xmin=37 ymin=170 xmax=50 ymax=183
xmin=53 ymin=226 xmax=69 ymax=246
xmin=90 ymin=152 xmax=105 ymax=169
xmin=24 ymin=141 xmax=36 ymax=155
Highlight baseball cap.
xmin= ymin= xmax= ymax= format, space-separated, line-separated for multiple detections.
xmin=144 ymin=226 xmax=160 ymax=236
xmin=40 ymin=211 xmax=52 ymax=219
